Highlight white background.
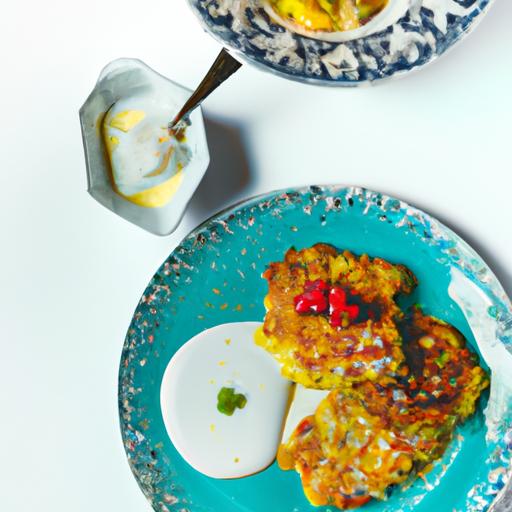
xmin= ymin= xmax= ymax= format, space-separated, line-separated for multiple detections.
xmin=1 ymin=0 xmax=511 ymax=510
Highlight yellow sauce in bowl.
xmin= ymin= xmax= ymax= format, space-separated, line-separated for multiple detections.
xmin=102 ymin=100 xmax=190 ymax=209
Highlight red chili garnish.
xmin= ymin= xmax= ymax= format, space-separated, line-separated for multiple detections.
xmin=330 ymin=310 xmax=343 ymax=328
xmin=328 ymin=287 xmax=347 ymax=311
xmin=329 ymin=286 xmax=360 ymax=325
xmin=294 ymin=290 xmax=329 ymax=314
xmin=346 ymin=305 xmax=360 ymax=320
xmin=294 ymin=282 xmax=360 ymax=325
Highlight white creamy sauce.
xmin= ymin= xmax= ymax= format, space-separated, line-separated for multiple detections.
xmin=281 ymin=385 xmax=330 ymax=443
xmin=103 ymin=94 xmax=190 ymax=200
xmin=160 ymin=322 xmax=292 ymax=479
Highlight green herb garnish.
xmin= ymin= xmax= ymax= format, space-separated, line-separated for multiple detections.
xmin=217 ymin=387 xmax=247 ymax=416
xmin=435 ymin=351 xmax=451 ymax=368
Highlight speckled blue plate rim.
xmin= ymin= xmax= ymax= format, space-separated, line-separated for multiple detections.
xmin=118 ymin=185 xmax=512 ymax=512
xmin=187 ymin=0 xmax=494 ymax=86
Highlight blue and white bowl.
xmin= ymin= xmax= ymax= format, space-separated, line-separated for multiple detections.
xmin=188 ymin=0 xmax=494 ymax=85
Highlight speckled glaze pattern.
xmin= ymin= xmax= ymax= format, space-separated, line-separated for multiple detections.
xmin=188 ymin=0 xmax=493 ymax=85
xmin=119 ymin=186 xmax=511 ymax=512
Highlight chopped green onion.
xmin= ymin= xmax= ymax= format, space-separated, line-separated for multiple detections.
xmin=217 ymin=387 xmax=248 ymax=416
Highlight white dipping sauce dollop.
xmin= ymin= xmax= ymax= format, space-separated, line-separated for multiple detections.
xmin=281 ymin=385 xmax=330 ymax=443
xmin=160 ymin=322 xmax=292 ymax=479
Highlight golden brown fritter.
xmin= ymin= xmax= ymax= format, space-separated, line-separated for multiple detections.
xmin=277 ymin=310 xmax=489 ymax=509
xmin=259 ymin=245 xmax=489 ymax=510
xmin=256 ymin=244 xmax=417 ymax=389
xmin=277 ymin=387 xmax=415 ymax=509
xmin=353 ymin=380 xmax=457 ymax=465
xmin=279 ymin=351 xmax=488 ymax=508
xmin=399 ymin=307 xmax=489 ymax=419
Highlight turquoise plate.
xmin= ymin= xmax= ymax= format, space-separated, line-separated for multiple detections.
xmin=119 ymin=186 xmax=512 ymax=512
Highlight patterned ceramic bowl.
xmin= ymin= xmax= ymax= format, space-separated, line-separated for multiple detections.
xmin=187 ymin=0 xmax=494 ymax=85
xmin=119 ymin=186 xmax=511 ymax=512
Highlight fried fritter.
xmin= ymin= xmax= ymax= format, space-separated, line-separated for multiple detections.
xmin=257 ymin=244 xmax=417 ymax=389
xmin=259 ymin=245 xmax=489 ymax=510
xmin=278 ymin=387 xmax=415 ymax=509
xmin=277 ymin=309 xmax=489 ymax=509
xmin=399 ymin=307 xmax=489 ymax=421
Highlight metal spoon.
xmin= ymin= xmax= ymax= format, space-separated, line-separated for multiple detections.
xmin=169 ymin=48 xmax=242 ymax=140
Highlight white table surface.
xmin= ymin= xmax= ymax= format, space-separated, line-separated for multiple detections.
xmin=1 ymin=0 xmax=512 ymax=510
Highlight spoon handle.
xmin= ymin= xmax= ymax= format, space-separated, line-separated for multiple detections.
xmin=169 ymin=48 xmax=242 ymax=133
